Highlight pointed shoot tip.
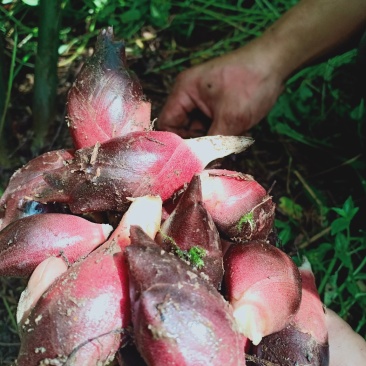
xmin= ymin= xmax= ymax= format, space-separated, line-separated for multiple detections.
xmin=184 ymin=135 xmax=254 ymax=168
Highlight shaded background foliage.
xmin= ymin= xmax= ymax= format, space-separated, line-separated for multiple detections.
xmin=0 ymin=0 xmax=365 ymax=364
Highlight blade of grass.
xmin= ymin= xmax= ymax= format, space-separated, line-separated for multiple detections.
xmin=13 ymin=54 xmax=32 ymax=79
xmin=1 ymin=296 xmax=17 ymax=332
xmin=257 ymin=0 xmax=281 ymax=18
xmin=355 ymin=312 xmax=366 ymax=333
xmin=184 ymin=4 xmax=260 ymax=35
xmin=0 ymin=6 xmax=37 ymax=35
xmin=0 ymin=342 xmax=20 ymax=346
xmin=353 ymin=255 xmax=366 ymax=276
xmin=0 ymin=29 xmax=17 ymax=139
xmin=273 ymin=123 xmax=332 ymax=148
xmin=192 ymin=0 xmax=269 ymax=14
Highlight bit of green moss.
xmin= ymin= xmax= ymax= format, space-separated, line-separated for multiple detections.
xmin=159 ymin=231 xmax=206 ymax=268
xmin=237 ymin=211 xmax=255 ymax=231
xmin=186 ymin=247 xmax=207 ymax=269
xmin=174 ymin=246 xmax=207 ymax=269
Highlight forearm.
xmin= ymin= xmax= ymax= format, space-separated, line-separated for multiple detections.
xmin=255 ymin=0 xmax=366 ymax=80
xmin=158 ymin=0 xmax=366 ymax=136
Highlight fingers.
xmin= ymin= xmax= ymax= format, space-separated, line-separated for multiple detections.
xmin=158 ymin=92 xmax=213 ymax=138
xmin=158 ymin=53 xmax=280 ymax=137
xmin=208 ymin=100 xmax=255 ymax=136
xmin=157 ymin=65 xmax=217 ymax=138
xmin=158 ymin=95 xmax=190 ymax=131
xmin=157 ymin=72 xmax=199 ymax=136
xmin=208 ymin=116 xmax=251 ymax=136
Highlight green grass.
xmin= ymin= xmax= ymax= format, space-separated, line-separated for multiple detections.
xmin=280 ymin=197 xmax=366 ymax=332
xmin=0 ymin=0 xmax=365 ymax=362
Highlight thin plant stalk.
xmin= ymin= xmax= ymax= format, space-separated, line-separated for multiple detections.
xmin=32 ymin=0 xmax=62 ymax=152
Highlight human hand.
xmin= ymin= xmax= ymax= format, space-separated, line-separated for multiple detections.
xmin=158 ymin=40 xmax=285 ymax=137
xmin=326 ymin=308 xmax=366 ymax=366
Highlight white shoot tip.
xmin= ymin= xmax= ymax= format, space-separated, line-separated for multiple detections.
xmin=233 ymin=304 xmax=264 ymax=346
xmin=184 ymin=135 xmax=254 ymax=168
xmin=122 ymin=195 xmax=162 ymax=239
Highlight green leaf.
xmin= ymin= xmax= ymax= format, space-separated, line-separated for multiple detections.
xmin=278 ymin=226 xmax=292 ymax=245
xmin=332 ymin=196 xmax=359 ymax=221
xmin=150 ymin=4 xmax=160 ymax=18
xmin=343 ymin=196 xmax=353 ymax=213
xmin=58 ymin=44 xmax=68 ymax=55
xmin=332 ymin=207 xmax=346 ymax=217
xmin=342 ymin=199 xmax=356 ymax=218
xmin=279 ymin=196 xmax=303 ymax=220
xmin=271 ymin=123 xmax=321 ymax=147
xmin=331 ymin=217 xmax=349 ymax=235
xmin=334 ymin=233 xmax=351 ymax=268
xmin=21 ymin=0 xmax=39 ymax=5
xmin=98 ymin=3 xmax=118 ymax=19
xmin=345 ymin=205 xmax=359 ymax=221
xmin=328 ymin=49 xmax=357 ymax=68
xmin=93 ymin=0 xmax=108 ymax=10
xmin=306 ymin=243 xmax=334 ymax=264
xmin=350 ymin=99 xmax=365 ymax=121
xmin=120 ymin=9 xmax=142 ymax=23
xmin=346 ymin=281 xmax=362 ymax=297
xmin=150 ymin=0 xmax=171 ymax=27
xmin=275 ymin=219 xmax=295 ymax=246
xmin=324 ymin=273 xmax=338 ymax=306
xmin=268 ymin=95 xmax=298 ymax=125
xmin=299 ymin=84 xmax=313 ymax=100
xmin=340 ymin=253 xmax=352 ymax=269
xmin=335 ymin=232 xmax=349 ymax=252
